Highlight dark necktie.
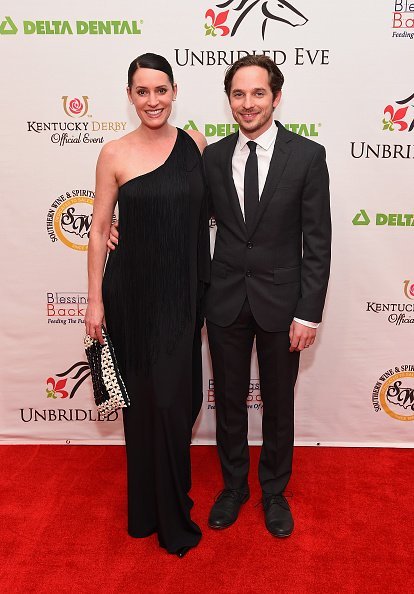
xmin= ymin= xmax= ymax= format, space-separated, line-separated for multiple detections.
xmin=244 ymin=141 xmax=259 ymax=232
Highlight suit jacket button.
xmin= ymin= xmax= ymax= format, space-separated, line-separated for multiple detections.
xmin=246 ymin=270 xmax=252 ymax=277
xmin=246 ymin=241 xmax=253 ymax=249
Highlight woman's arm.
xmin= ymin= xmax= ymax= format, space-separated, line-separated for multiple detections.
xmin=85 ymin=142 xmax=119 ymax=343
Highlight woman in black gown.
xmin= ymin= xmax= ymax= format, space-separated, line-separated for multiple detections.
xmin=85 ymin=53 xmax=209 ymax=557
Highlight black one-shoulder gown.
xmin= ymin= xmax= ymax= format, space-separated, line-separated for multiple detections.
xmin=102 ymin=129 xmax=209 ymax=554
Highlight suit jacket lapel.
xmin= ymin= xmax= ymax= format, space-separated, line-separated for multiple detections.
xmin=249 ymin=121 xmax=293 ymax=236
xmin=223 ymin=132 xmax=247 ymax=237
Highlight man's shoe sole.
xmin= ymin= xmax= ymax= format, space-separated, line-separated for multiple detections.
xmin=207 ymin=521 xmax=235 ymax=530
xmin=266 ymin=525 xmax=294 ymax=538
xmin=207 ymin=516 xmax=239 ymax=530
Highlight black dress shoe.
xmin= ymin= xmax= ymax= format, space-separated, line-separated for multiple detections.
xmin=263 ymin=494 xmax=294 ymax=538
xmin=176 ymin=546 xmax=192 ymax=558
xmin=208 ymin=489 xmax=249 ymax=529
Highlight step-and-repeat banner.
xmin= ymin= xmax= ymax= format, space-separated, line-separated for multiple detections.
xmin=0 ymin=1 xmax=413 ymax=445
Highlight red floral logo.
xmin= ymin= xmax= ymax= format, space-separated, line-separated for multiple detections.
xmin=46 ymin=377 xmax=68 ymax=399
xmin=62 ymin=95 xmax=89 ymax=118
xmin=205 ymin=9 xmax=229 ymax=36
xmin=403 ymin=280 xmax=414 ymax=301
xmin=382 ymin=92 xmax=414 ymax=132
xmin=46 ymin=361 xmax=90 ymax=400
xmin=69 ymin=98 xmax=83 ymax=115
xmin=382 ymin=105 xmax=408 ymax=131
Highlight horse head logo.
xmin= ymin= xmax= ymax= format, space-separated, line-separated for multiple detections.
xmin=46 ymin=361 xmax=90 ymax=400
xmin=215 ymin=0 xmax=308 ymax=39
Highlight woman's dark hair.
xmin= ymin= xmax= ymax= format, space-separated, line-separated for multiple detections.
xmin=224 ymin=55 xmax=284 ymax=99
xmin=127 ymin=53 xmax=174 ymax=88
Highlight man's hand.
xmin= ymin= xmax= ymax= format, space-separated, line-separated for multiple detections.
xmin=107 ymin=220 xmax=119 ymax=251
xmin=289 ymin=320 xmax=317 ymax=352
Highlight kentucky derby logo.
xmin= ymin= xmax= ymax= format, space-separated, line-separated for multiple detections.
xmin=46 ymin=190 xmax=95 ymax=250
xmin=46 ymin=361 xmax=90 ymax=400
xmin=204 ymin=0 xmax=308 ymax=39
xmin=403 ymin=280 xmax=414 ymax=300
xmin=383 ymin=92 xmax=414 ymax=132
xmin=372 ymin=366 xmax=414 ymax=421
xmin=62 ymin=95 xmax=89 ymax=118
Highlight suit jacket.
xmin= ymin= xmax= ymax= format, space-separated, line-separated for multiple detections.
xmin=203 ymin=121 xmax=331 ymax=331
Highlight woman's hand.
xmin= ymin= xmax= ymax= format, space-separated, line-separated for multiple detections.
xmin=85 ymin=301 xmax=106 ymax=344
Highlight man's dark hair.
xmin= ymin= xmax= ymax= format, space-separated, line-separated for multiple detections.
xmin=224 ymin=55 xmax=284 ymax=99
xmin=127 ymin=53 xmax=174 ymax=88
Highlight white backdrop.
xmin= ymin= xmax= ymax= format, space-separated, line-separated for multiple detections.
xmin=1 ymin=1 xmax=413 ymax=445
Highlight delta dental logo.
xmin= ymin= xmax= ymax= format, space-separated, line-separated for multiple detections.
xmin=46 ymin=189 xmax=94 ymax=250
xmin=0 ymin=16 xmax=142 ymax=35
xmin=352 ymin=210 xmax=414 ymax=227
xmin=47 ymin=292 xmax=88 ymax=325
xmin=184 ymin=120 xmax=320 ymax=138
xmin=207 ymin=378 xmax=263 ymax=410
xmin=204 ymin=0 xmax=308 ymax=39
xmin=184 ymin=120 xmax=239 ymax=138
xmin=27 ymin=96 xmax=127 ymax=147
xmin=365 ymin=280 xmax=414 ymax=326
xmin=19 ymin=361 xmax=119 ymax=425
xmin=382 ymin=92 xmax=414 ymax=132
xmin=392 ymin=1 xmax=414 ymax=39
xmin=372 ymin=365 xmax=414 ymax=421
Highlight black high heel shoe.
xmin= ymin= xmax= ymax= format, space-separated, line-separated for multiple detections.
xmin=176 ymin=546 xmax=192 ymax=558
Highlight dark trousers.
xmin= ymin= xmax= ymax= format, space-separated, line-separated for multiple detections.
xmin=207 ymin=298 xmax=300 ymax=495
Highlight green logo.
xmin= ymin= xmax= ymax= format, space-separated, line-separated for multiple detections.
xmin=183 ymin=120 xmax=199 ymax=131
xmin=352 ymin=209 xmax=371 ymax=225
xmin=376 ymin=213 xmax=414 ymax=226
xmin=284 ymin=123 xmax=320 ymax=137
xmin=0 ymin=17 xmax=142 ymax=35
xmin=183 ymin=121 xmax=320 ymax=139
xmin=0 ymin=16 xmax=18 ymax=34
xmin=183 ymin=120 xmax=239 ymax=137
xmin=352 ymin=210 xmax=414 ymax=226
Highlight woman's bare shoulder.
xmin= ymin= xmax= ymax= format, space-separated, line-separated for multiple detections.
xmin=97 ymin=132 xmax=140 ymax=171
xmin=100 ymin=131 xmax=137 ymax=155
xmin=184 ymin=129 xmax=207 ymax=153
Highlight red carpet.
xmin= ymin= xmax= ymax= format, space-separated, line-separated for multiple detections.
xmin=1 ymin=445 xmax=413 ymax=594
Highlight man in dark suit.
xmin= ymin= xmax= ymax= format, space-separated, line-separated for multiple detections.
xmin=204 ymin=55 xmax=331 ymax=537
